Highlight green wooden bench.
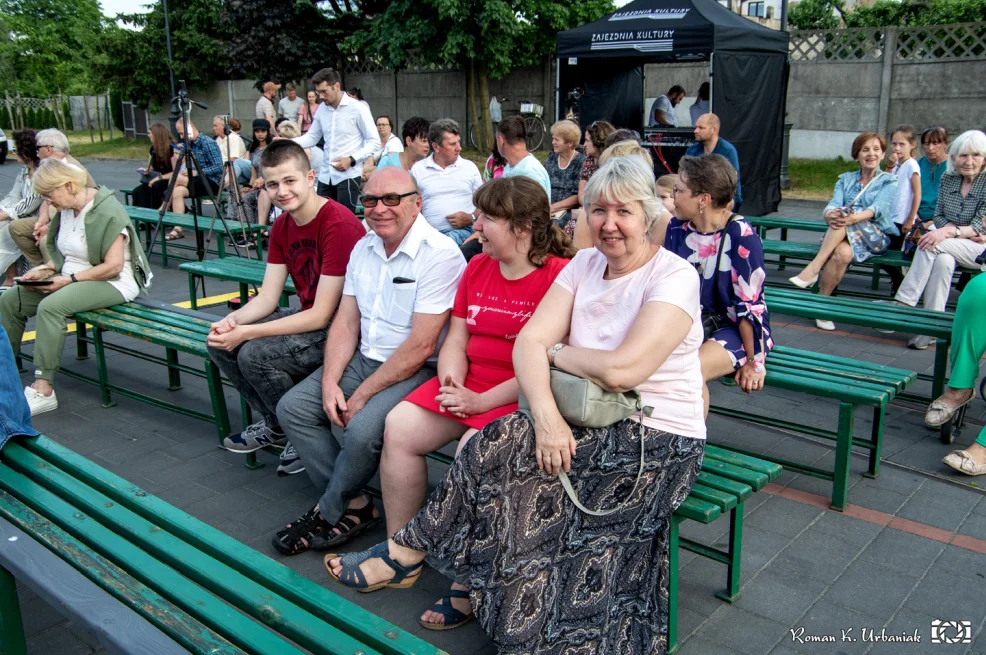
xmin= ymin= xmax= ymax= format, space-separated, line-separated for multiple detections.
xmin=121 ymin=186 xmax=135 ymax=206
xmin=765 ymin=288 xmax=953 ymax=402
xmin=747 ymin=216 xmax=827 ymax=239
xmin=760 ymin=239 xmax=910 ymax=293
xmin=179 ymin=258 xmax=296 ymax=310
xmin=0 ymin=435 xmax=445 ymax=655
xmin=668 ymin=445 xmax=781 ymax=653
xmin=711 ymin=345 xmax=916 ymax=511
xmin=125 ymin=206 xmax=267 ymax=267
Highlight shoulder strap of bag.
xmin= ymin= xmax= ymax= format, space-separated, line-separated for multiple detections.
xmin=556 ymin=405 xmax=653 ymax=517
xmin=848 ymin=171 xmax=885 ymax=209
xmin=708 ymin=213 xmax=738 ymax=316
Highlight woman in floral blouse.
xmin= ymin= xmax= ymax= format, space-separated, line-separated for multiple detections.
xmin=664 ymin=154 xmax=772 ymax=415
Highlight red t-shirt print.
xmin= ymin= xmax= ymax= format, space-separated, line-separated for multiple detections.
xmin=266 ymin=199 xmax=365 ymax=310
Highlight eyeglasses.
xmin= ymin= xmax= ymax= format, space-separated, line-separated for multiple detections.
xmin=36 ymin=144 xmax=52 ymax=152
xmin=360 ymin=191 xmax=418 ymax=208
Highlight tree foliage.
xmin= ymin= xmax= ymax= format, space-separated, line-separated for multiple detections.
xmin=220 ymin=0 xmax=374 ymax=88
xmin=0 ymin=0 xmax=105 ymax=96
xmin=95 ymin=0 xmax=227 ymax=110
xmin=789 ymin=0 xmax=986 ymax=30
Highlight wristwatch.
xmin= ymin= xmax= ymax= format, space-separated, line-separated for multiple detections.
xmin=69 ymin=273 xmax=78 ymax=283
xmin=349 ymin=156 xmax=356 ymax=168
xmin=953 ymin=227 xmax=962 ymax=238
xmin=548 ymin=343 xmax=565 ymax=366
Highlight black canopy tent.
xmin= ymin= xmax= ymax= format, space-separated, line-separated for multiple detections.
xmin=556 ymin=0 xmax=790 ymax=215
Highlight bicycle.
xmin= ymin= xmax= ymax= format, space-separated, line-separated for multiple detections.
xmin=468 ymin=98 xmax=546 ymax=151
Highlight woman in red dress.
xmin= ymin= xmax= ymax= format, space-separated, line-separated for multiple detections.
xmin=380 ymin=175 xmax=575 ymax=631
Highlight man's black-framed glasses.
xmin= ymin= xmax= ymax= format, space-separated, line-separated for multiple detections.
xmin=360 ymin=191 xmax=418 ymax=208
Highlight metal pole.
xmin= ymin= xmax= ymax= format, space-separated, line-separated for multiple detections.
xmin=780 ymin=0 xmax=788 ymax=31
xmin=163 ymin=0 xmax=178 ymax=126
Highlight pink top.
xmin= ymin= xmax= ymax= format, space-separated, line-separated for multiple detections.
xmin=553 ymin=247 xmax=706 ymax=439
xmin=298 ymin=103 xmax=319 ymax=133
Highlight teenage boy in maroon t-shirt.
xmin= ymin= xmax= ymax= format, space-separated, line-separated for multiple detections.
xmin=207 ymin=140 xmax=365 ymax=475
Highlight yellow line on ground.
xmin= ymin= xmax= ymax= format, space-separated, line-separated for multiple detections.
xmin=20 ymin=290 xmax=254 ymax=344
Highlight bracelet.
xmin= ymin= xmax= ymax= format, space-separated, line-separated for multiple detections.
xmin=70 ymin=273 xmax=78 ymax=283
xmin=548 ymin=343 xmax=565 ymax=366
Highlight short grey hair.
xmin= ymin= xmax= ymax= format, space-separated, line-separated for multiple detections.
xmin=947 ymin=130 xmax=986 ymax=175
xmin=428 ymin=118 xmax=460 ymax=149
xmin=583 ymin=156 xmax=661 ymax=228
xmin=36 ymin=128 xmax=69 ymax=154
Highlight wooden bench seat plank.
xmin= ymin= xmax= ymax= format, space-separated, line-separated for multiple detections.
xmin=764 ymin=370 xmax=890 ymax=405
xmin=76 ymin=312 xmax=209 ymax=358
xmin=0 ymin=462 xmax=313 ymax=655
xmin=699 ymin=458 xmax=769 ymax=489
xmin=126 ymin=207 xmax=264 ymax=234
xmin=179 ymin=260 xmax=297 ymax=293
xmin=695 ymin=471 xmax=754 ymax=502
xmin=2 ymin=444 xmax=389 ymax=655
xmin=767 ymin=357 xmax=913 ymax=390
xmin=674 ymin=496 xmax=722 ymax=523
xmin=83 ymin=309 xmax=208 ymax=341
xmin=704 ymin=446 xmax=783 ymax=479
xmin=0 ymin=509 xmax=222 ymax=655
xmin=687 ymin=484 xmax=738 ymax=512
xmin=19 ymin=436 xmax=446 ymax=655
xmin=107 ymin=305 xmax=212 ymax=335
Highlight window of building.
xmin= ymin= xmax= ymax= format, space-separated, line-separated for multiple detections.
xmin=747 ymin=1 xmax=765 ymax=17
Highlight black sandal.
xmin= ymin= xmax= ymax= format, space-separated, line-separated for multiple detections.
xmin=311 ymin=498 xmax=382 ymax=550
xmin=271 ymin=505 xmax=332 ymax=556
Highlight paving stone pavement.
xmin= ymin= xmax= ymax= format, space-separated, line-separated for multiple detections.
xmin=4 ymin=162 xmax=986 ymax=654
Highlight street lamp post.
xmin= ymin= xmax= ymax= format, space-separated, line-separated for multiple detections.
xmin=163 ymin=0 xmax=179 ymax=126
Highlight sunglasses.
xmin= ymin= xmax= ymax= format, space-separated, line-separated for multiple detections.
xmin=360 ymin=191 xmax=418 ymax=208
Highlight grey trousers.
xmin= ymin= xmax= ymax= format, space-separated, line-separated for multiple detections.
xmin=207 ymin=308 xmax=326 ymax=428
xmin=276 ymin=350 xmax=436 ymax=524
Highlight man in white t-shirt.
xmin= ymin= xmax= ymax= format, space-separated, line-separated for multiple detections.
xmin=278 ymin=83 xmax=305 ymax=120
xmin=499 ymin=115 xmax=551 ymax=198
xmin=409 ymin=118 xmax=483 ymax=245
xmin=648 ymin=85 xmax=686 ymax=127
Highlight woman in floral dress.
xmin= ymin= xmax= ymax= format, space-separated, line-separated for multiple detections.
xmin=664 ymin=154 xmax=772 ymax=415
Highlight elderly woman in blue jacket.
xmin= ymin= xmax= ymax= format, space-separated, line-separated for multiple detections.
xmin=788 ymin=132 xmax=898 ymax=330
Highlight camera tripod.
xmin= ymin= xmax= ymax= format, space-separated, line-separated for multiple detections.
xmin=148 ymin=80 xmax=252 ymax=268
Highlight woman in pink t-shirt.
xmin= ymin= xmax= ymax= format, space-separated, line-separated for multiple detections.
xmin=327 ymin=159 xmax=705 ymax=654
xmin=379 ymin=176 xmax=574 ymax=630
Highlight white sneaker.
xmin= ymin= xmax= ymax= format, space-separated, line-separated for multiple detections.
xmin=24 ymin=386 xmax=58 ymax=416
xmin=815 ymin=319 xmax=836 ymax=331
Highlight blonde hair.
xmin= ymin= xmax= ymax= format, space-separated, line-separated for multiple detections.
xmin=584 ymin=157 xmax=661 ymax=228
xmin=550 ymin=120 xmax=581 ymax=148
xmin=598 ymin=140 xmax=652 ymax=168
xmin=656 ymin=174 xmax=678 ymax=194
xmin=277 ymin=120 xmax=302 ymax=139
xmin=33 ymin=158 xmax=89 ymax=197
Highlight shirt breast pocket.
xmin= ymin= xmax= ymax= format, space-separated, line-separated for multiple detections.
xmin=388 ymin=282 xmax=417 ymax=326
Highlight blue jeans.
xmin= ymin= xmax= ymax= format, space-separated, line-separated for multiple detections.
xmin=276 ymin=351 xmax=436 ymax=524
xmin=442 ymin=226 xmax=474 ymax=245
xmin=0 ymin=322 xmax=37 ymax=450
xmin=233 ymin=159 xmax=252 ymax=187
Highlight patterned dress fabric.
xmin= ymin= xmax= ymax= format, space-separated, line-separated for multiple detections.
xmin=393 ymin=412 xmax=705 ymax=654
xmin=664 ymin=216 xmax=773 ymax=369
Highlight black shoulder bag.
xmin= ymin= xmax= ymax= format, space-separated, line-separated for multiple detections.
xmin=701 ymin=213 xmax=737 ymax=341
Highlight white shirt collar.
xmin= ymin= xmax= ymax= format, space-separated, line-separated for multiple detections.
xmin=335 ymin=93 xmax=353 ymax=110
xmin=423 ymin=154 xmax=461 ymax=171
xmin=370 ymin=214 xmax=429 ymax=261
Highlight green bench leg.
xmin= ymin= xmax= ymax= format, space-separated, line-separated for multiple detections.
xmin=0 ymin=565 xmax=27 ymax=655
xmin=239 ymin=283 xmax=250 ymax=308
xmin=865 ymin=405 xmax=884 ymax=479
xmin=278 ymin=293 xmax=289 ymax=308
xmin=870 ymin=264 xmax=881 ymax=290
xmin=159 ymin=222 xmax=169 ymax=268
xmin=831 ymin=402 xmax=855 ymax=512
xmin=777 ymin=228 xmax=788 ymax=271
xmin=187 ymin=274 xmax=199 ymax=310
xmin=240 ymin=398 xmax=263 ymax=470
xmin=75 ymin=319 xmax=88 ymax=360
xmin=205 ymin=361 xmax=231 ymax=443
xmin=166 ymin=348 xmax=182 ymax=391
xmin=668 ymin=517 xmax=680 ymax=654
xmin=217 ymin=237 xmax=226 ymax=259
xmin=715 ymin=503 xmax=744 ymax=603
xmin=93 ymin=327 xmax=116 ymax=409
xmin=255 ymin=237 xmax=264 ymax=260
xmin=932 ymin=338 xmax=949 ymax=401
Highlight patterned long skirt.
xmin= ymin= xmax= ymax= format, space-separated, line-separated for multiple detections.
xmin=393 ymin=412 xmax=705 ymax=654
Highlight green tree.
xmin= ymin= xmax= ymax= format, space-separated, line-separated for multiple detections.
xmin=221 ymin=0 xmax=378 ymax=89
xmin=789 ymin=0 xmax=986 ymax=29
xmin=94 ymin=0 xmax=227 ymax=110
xmin=346 ymin=0 xmax=613 ymax=150
xmin=789 ymin=0 xmax=843 ymax=29
xmin=0 ymin=0 xmax=105 ymax=96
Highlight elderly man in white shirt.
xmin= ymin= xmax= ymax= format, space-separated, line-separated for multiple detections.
xmin=272 ymin=166 xmax=466 ymax=556
xmin=409 ymin=118 xmax=483 ymax=245
xmin=293 ymin=67 xmax=380 ymax=214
